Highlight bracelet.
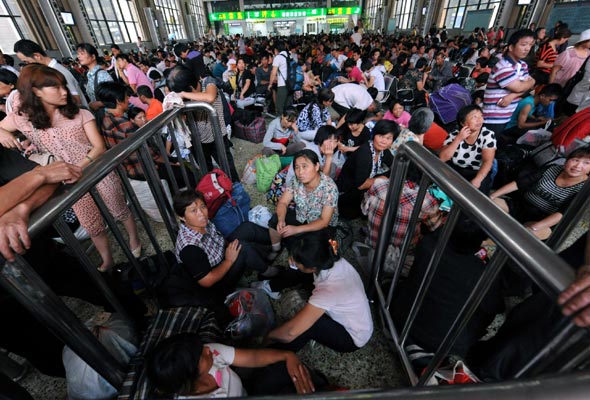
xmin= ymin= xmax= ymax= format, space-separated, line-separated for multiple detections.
xmin=530 ymin=226 xmax=538 ymax=231
xmin=85 ymin=154 xmax=94 ymax=163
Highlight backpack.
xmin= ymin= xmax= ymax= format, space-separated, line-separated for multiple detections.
xmin=196 ymin=168 xmax=233 ymax=218
xmin=280 ymin=53 xmax=297 ymax=93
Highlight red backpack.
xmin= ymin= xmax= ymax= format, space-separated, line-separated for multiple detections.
xmin=196 ymin=168 xmax=233 ymax=218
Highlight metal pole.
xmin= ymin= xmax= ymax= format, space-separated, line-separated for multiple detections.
xmin=400 ymin=205 xmax=461 ymax=345
xmin=370 ymin=156 xmax=409 ymax=298
xmin=546 ymin=182 xmax=590 ymax=252
xmin=418 ymin=249 xmax=509 ymax=385
xmin=0 ymin=257 xmax=125 ymax=388
xmin=52 ymin=218 xmax=130 ymax=321
xmin=386 ymin=173 xmax=432 ymax=308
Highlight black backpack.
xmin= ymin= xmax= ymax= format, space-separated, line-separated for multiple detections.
xmin=280 ymin=53 xmax=297 ymax=93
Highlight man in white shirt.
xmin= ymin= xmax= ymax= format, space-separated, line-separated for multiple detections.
xmin=13 ymin=39 xmax=88 ymax=107
xmin=269 ymin=41 xmax=290 ymax=115
xmin=351 ymin=26 xmax=362 ymax=47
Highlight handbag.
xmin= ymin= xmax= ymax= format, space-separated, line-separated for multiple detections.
xmin=211 ymin=182 xmax=251 ymax=238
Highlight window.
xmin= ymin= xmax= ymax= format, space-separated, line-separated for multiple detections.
xmin=0 ymin=0 xmax=32 ymax=52
xmin=154 ymin=0 xmax=186 ymax=41
xmin=187 ymin=0 xmax=208 ymax=38
xmin=389 ymin=0 xmax=417 ymax=30
xmin=366 ymin=0 xmax=384 ymax=30
xmin=439 ymin=0 xmax=500 ymax=29
xmin=82 ymin=0 xmax=143 ymax=46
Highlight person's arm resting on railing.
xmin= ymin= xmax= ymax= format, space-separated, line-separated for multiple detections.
xmin=0 ymin=162 xmax=82 ymax=261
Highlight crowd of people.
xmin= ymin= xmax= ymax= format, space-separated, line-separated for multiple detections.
xmin=0 ymin=21 xmax=589 ymax=398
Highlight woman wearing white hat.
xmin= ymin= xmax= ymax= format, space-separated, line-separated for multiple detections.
xmin=549 ymin=28 xmax=590 ymax=87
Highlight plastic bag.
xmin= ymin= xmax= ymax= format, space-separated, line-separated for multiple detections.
xmin=516 ymin=127 xmax=552 ymax=147
xmin=248 ymin=205 xmax=273 ymax=228
xmin=241 ymin=155 xmax=261 ymax=185
xmin=224 ymin=289 xmax=276 ymax=341
xmin=63 ymin=313 xmax=138 ymax=400
xmin=255 ymin=154 xmax=282 ymax=192
xmin=129 ymin=178 xmax=172 ymax=223
xmin=424 ymin=360 xmax=480 ymax=386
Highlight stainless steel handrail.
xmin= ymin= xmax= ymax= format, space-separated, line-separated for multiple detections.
xmin=372 ymin=141 xmax=584 ymax=386
xmin=0 ymin=101 xmax=229 ymax=389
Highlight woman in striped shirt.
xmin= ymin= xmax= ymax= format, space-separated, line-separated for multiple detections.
xmin=490 ymin=146 xmax=590 ymax=240
xmin=532 ymin=28 xmax=571 ymax=85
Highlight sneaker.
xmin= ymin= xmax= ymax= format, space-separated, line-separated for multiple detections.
xmin=250 ymin=280 xmax=281 ymax=300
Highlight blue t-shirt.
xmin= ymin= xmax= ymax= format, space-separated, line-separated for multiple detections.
xmin=506 ymin=96 xmax=535 ymax=130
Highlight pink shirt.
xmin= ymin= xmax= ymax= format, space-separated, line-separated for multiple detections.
xmin=348 ymin=66 xmax=364 ymax=83
xmin=553 ymin=47 xmax=590 ymax=87
xmin=383 ymin=110 xmax=411 ymax=127
xmin=125 ymin=63 xmax=153 ymax=111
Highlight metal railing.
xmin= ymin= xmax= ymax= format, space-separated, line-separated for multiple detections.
xmin=1 ymin=101 xmax=589 ymax=397
xmin=372 ymin=141 xmax=590 ymax=387
xmin=0 ymin=102 xmax=229 ymax=389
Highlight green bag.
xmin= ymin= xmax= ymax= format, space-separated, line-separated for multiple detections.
xmin=255 ymin=154 xmax=282 ymax=193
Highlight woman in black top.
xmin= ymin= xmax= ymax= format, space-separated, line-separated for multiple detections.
xmin=235 ymin=57 xmax=255 ymax=108
xmin=337 ymin=108 xmax=371 ymax=155
xmin=336 ymin=119 xmax=397 ymax=219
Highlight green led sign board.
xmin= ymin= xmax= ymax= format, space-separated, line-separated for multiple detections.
xmin=209 ymin=7 xmax=362 ymax=21
xmin=326 ymin=7 xmax=362 ymax=15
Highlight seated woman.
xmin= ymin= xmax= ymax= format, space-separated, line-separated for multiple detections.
xmin=146 ymin=333 xmax=316 ymax=397
xmin=336 ymin=120 xmax=396 ymax=220
xmin=398 ymin=57 xmax=428 ymax=108
xmin=234 ymin=57 xmax=255 ymax=109
xmin=296 ymin=88 xmax=334 ymax=141
xmin=383 ymin=98 xmax=411 ymax=128
xmin=173 ymin=190 xmax=273 ymax=303
xmin=270 ymin=149 xmax=339 ymax=253
xmin=337 ymin=108 xmax=370 ymax=155
xmin=261 ymin=108 xmax=306 ymax=157
xmin=264 ymin=230 xmax=373 ymax=353
xmin=439 ymin=105 xmax=496 ymax=195
xmin=490 ymin=146 xmax=590 ymax=240
xmin=285 ymin=125 xmax=339 ymax=183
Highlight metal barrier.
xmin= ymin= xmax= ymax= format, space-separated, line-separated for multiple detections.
xmin=1 ymin=102 xmax=589 ymax=396
xmin=372 ymin=141 xmax=589 ymax=386
xmin=0 ymin=102 xmax=228 ymax=389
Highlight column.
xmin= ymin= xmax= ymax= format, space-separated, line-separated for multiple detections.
xmin=238 ymin=0 xmax=247 ymax=36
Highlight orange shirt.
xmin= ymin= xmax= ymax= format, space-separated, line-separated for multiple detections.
xmin=146 ymin=99 xmax=163 ymax=121
xmin=423 ymin=122 xmax=448 ymax=152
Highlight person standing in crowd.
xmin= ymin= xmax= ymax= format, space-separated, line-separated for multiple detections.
xmin=76 ymin=43 xmax=113 ymax=110
xmin=269 ymin=41 xmax=290 ymax=116
xmin=532 ymin=28 xmax=571 ymax=85
xmin=116 ymin=53 xmax=154 ymax=111
xmin=550 ymin=28 xmax=590 ymax=87
xmin=14 ymin=39 xmax=87 ymax=107
xmin=0 ymin=64 xmax=140 ymax=272
xmin=482 ymin=29 xmax=536 ymax=138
